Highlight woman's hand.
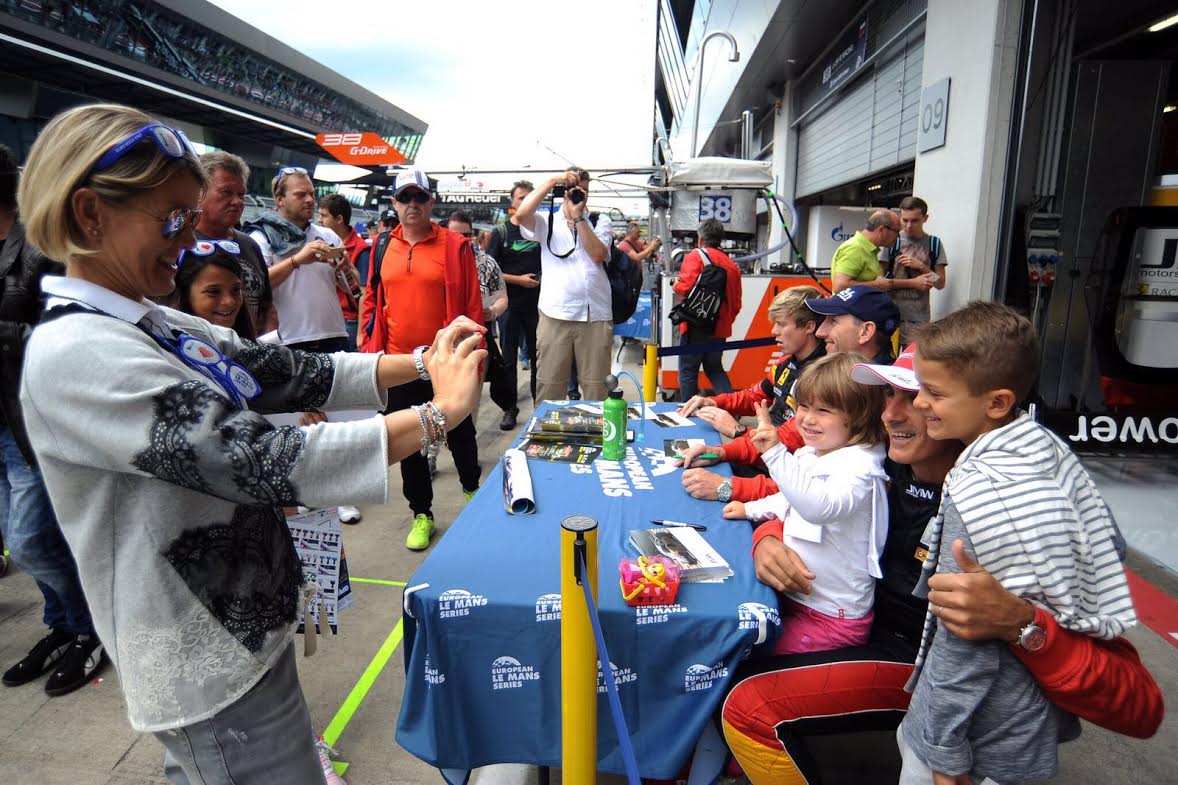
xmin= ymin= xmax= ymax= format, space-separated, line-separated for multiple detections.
xmin=298 ymin=411 xmax=328 ymax=426
xmin=722 ymin=501 xmax=746 ymax=519
xmin=428 ymin=319 xmax=488 ymax=428
xmin=750 ymin=401 xmax=780 ymax=454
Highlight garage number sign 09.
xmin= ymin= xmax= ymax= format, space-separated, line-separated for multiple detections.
xmin=917 ymin=78 xmax=951 ymax=154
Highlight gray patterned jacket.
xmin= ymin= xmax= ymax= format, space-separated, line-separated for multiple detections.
xmin=21 ymin=276 xmax=389 ymax=732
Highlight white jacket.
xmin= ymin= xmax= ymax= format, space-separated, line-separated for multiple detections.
xmin=745 ymin=442 xmax=888 ymax=619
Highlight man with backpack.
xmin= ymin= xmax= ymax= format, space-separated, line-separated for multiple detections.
xmin=672 ymin=218 xmax=742 ymax=401
xmin=880 ymin=196 xmax=948 ymax=343
xmin=485 ymin=180 xmax=541 ymax=429
xmin=512 ymin=169 xmax=614 ymax=403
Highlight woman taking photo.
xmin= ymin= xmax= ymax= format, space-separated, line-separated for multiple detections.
xmin=17 ymin=103 xmax=486 ymax=785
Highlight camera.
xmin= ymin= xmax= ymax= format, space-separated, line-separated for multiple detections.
xmin=552 ymin=185 xmax=586 ymax=205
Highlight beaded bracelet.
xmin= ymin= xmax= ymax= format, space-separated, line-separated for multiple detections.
xmin=411 ymin=401 xmax=448 ymax=456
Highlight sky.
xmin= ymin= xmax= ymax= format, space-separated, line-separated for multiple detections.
xmin=208 ymin=0 xmax=658 ymax=205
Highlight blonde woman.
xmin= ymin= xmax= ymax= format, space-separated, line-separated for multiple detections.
xmin=17 ymin=103 xmax=486 ymax=785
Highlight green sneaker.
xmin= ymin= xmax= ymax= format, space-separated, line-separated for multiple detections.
xmin=463 ymin=489 xmax=477 ymax=502
xmin=406 ymin=514 xmax=435 ymax=551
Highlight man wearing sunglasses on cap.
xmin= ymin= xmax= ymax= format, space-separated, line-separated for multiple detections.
xmin=246 ymin=167 xmax=350 ymax=352
xmin=358 ymin=168 xmax=483 ymax=551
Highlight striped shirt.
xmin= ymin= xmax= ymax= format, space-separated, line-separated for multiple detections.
xmin=906 ymin=412 xmax=1136 ymax=689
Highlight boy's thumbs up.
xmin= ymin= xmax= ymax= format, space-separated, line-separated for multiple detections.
xmin=951 ymin=539 xmax=985 ymax=574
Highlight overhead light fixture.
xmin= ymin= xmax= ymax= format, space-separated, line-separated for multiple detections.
xmin=1165 ymin=104 xmax=1177 ymax=113
xmin=866 ymin=183 xmax=883 ymax=191
xmin=1148 ymin=12 xmax=1178 ymax=32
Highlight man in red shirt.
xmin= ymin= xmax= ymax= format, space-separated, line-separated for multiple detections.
xmin=673 ymin=219 xmax=742 ymax=401
xmin=317 ymin=194 xmax=365 ymax=350
xmin=618 ymin=221 xmax=661 ymax=263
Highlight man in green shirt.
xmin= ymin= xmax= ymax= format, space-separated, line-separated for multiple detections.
xmin=831 ymin=210 xmax=902 ymax=292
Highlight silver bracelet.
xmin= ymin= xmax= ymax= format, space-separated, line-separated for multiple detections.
xmin=413 ymin=345 xmax=431 ymax=381
xmin=411 ymin=402 xmax=448 ymax=456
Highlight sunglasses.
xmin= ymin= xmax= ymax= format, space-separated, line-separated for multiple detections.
xmin=178 ymin=238 xmax=240 ymax=267
xmin=278 ymin=166 xmax=308 ymax=176
xmin=395 ymin=189 xmax=431 ymax=205
xmin=123 ymin=204 xmax=201 ymax=241
xmin=92 ymin=124 xmax=198 ymax=174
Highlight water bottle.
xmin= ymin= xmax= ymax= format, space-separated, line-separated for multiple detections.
xmin=602 ymin=389 xmax=627 ymax=461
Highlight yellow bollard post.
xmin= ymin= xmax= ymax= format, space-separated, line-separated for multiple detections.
xmin=561 ymin=515 xmax=599 ymax=785
xmin=643 ymin=344 xmax=658 ymax=403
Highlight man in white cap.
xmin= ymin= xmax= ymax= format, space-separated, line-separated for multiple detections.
xmin=358 ymin=169 xmax=483 ymax=551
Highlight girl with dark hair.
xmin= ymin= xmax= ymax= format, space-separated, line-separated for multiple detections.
xmin=171 ymin=239 xmax=256 ymax=339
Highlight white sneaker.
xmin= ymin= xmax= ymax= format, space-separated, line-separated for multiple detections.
xmin=337 ymin=506 xmax=362 ymax=525
xmin=316 ymin=737 xmax=347 ymax=785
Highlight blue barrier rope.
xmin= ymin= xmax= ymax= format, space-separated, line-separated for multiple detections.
xmin=656 ymin=336 xmax=777 ymax=357
xmin=577 ymin=550 xmax=642 ymax=785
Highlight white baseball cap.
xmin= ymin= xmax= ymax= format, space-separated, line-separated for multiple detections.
xmin=393 ymin=168 xmax=432 ymax=196
xmin=851 ymin=344 xmax=919 ymax=391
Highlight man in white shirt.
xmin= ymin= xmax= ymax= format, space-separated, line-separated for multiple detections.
xmin=248 ymin=168 xmax=349 ymax=352
xmin=511 ymin=168 xmax=613 ymax=402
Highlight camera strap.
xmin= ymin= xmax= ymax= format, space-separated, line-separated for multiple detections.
xmin=544 ymin=191 xmax=578 ymax=259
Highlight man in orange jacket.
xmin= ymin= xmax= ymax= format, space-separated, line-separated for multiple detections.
xmin=358 ymin=168 xmax=483 ymax=551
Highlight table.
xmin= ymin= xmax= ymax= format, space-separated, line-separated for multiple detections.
xmin=395 ymin=403 xmax=780 ymax=782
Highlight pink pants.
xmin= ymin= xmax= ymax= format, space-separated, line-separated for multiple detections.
xmin=771 ymin=598 xmax=874 ymax=655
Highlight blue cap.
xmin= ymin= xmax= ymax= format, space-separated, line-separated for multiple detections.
xmin=805 ymin=286 xmax=901 ymax=335
xmin=354 ymin=221 xmax=368 ymax=234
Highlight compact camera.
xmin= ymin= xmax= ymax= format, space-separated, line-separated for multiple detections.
xmin=552 ymin=185 xmax=587 ymax=205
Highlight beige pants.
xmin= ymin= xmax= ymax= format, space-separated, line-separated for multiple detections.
xmin=536 ymin=313 xmax=614 ymax=402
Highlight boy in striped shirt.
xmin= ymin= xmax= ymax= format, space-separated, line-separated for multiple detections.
xmin=897 ymin=301 xmax=1136 ymax=785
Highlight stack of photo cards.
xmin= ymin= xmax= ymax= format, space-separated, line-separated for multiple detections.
xmin=286 ymin=508 xmax=353 ymax=634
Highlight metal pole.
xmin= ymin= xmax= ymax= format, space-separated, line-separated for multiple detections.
xmin=690 ymin=31 xmax=740 ymax=157
xmin=560 ymin=516 xmax=599 ymax=785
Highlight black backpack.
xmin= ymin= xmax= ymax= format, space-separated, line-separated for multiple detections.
xmin=669 ymin=247 xmax=727 ymax=331
xmin=606 ymin=242 xmax=643 ymax=324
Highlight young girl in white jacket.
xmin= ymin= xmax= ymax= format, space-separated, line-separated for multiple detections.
xmin=724 ymin=352 xmax=888 ymax=655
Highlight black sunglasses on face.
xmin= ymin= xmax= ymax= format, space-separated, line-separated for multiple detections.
xmin=395 ymin=190 xmax=431 ymax=205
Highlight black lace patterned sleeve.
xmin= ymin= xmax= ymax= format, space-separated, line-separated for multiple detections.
xmin=230 ymin=342 xmax=333 ymax=414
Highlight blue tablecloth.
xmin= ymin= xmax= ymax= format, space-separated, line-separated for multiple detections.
xmin=395 ymin=403 xmax=780 ymax=780
xmin=613 ymin=290 xmax=653 ymax=340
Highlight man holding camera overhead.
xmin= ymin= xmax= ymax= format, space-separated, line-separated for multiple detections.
xmin=511 ymin=168 xmax=614 ymax=402
xmin=247 ymin=167 xmax=351 ymax=352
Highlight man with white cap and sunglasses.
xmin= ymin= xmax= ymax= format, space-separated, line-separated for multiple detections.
xmin=247 ymin=166 xmax=350 ymax=352
xmin=720 ymin=345 xmax=1163 ymax=784
xmin=359 ymin=168 xmax=483 ymax=551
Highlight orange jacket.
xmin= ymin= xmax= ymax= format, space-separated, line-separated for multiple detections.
xmin=337 ymin=228 xmax=367 ymax=321
xmin=358 ymin=223 xmax=482 ymax=355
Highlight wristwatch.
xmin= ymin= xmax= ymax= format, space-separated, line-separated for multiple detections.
xmin=413 ymin=345 xmax=431 ymax=381
xmin=733 ymin=424 xmax=749 ymax=439
xmin=1015 ymin=617 xmax=1046 ymax=652
xmin=716 ymin=479 xmax=733 ymax=503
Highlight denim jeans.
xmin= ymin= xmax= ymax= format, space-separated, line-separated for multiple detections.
xmin=157 ymin=644 xmax=325 ymax=785
xmin=0 ymin=426 xmax=93 ymax=636
xmin=677 ymin=326 xmax=732 ymax=402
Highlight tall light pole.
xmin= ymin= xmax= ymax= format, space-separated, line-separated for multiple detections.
xmin=690 ymin=31 xmax=740 ymax=157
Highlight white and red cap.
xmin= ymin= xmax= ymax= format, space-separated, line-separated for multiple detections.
xmin=851 ymin=344 xmax=919 ymax=391
xmin=393 ymin=168 xmax=432 ymax=196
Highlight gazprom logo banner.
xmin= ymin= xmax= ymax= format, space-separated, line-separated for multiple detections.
xmin=830 ymin=222 xmax=854 ymax=243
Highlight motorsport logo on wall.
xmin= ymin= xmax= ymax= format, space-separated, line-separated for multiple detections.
xmin=316 ymin=132 xmax=406 ymax=166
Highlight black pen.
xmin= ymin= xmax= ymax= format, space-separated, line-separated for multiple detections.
xmin=651 ymin=519 xmax=707 ymax=532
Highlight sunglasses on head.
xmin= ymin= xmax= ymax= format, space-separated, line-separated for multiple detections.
xmin=178 ymin=238 xmax=240 ymax=268
xmin=91 ymin=124 xmax=199 ymax=174
xmin=395 ymin=189 xmax=431 ymax=205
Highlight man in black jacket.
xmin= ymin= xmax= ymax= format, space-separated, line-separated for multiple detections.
xmin=0 ymin=144 xmax=103 ymax=696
